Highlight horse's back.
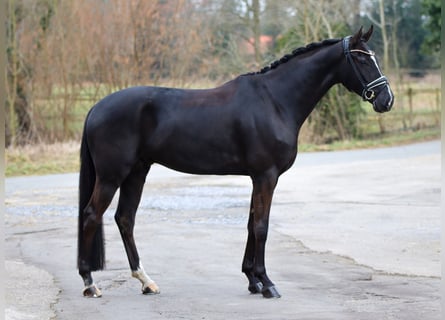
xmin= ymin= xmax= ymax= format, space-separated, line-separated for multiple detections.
xmin=83 ymin=84 xmax=249 ymax=174
xmin=86 ymin=82 xmax=242 ymax=128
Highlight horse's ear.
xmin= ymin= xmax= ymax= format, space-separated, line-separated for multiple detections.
xmin=351 ymin=26 xmax=364 ymax=46
xmin=362 ymin=25 xmax=374 ymax=42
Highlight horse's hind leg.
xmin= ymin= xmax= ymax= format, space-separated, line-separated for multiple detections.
xmin=79 ymin=179 xmax=118 ymax=297
xmin=114 ymin=162 xmax=160 ymax=295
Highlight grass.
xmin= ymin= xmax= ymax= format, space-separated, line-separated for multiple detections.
xmin=298 ymin=127 xmax=440 ymax=152
xmin=5 ymin=127 xmax=440 ymax=177
xmin=6 ymin=142 xmax=80 ymax=177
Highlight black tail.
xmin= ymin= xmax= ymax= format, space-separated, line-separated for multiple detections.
xmin=77 ymin=119 xmax=105 ymax=271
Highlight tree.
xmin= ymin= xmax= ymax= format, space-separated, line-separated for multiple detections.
xmin=421 ymin=0 xmax=441 ymax=54
xmin=364 ymin=0 xmax=390 ymax=71
xmin=362 ymin=0 xmax=437 ymax=70
xmin=250 ymin=0 xmax=261 ymax=65
xmin=6 ymin=0 xmax=40 ymax=146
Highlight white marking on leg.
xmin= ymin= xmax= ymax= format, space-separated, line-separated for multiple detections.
xmin=83 ymin=284 xmax=102 ymax=298
xmin=132 ymin=262 xmax=154 ymax=284
xmin=132 ymin=262 xmax=160 ymax=294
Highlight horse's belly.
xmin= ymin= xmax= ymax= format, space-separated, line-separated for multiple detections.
xmin=145 ymin=136 xmax=247 ymax=175
xmin=154 ymin=151 xmax=247 ymax=175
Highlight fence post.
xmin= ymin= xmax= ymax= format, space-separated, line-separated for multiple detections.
xmin=435 ymin=88 xmax=441 ymax=126
xmin=407 ymin=87 xmax=413 ymax=129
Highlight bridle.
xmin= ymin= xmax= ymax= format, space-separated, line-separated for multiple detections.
xmin=343 ymin=36 xmax=389 ymax=102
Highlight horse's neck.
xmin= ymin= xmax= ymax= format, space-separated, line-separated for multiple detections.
xmin=263 ymin=44 xmax=342 ymax=128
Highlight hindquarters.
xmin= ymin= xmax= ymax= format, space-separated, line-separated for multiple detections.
xmin=78 ymin=86 xmax=171 ymax=298
xmin=77 ymin=91 xmax=152 ymax=296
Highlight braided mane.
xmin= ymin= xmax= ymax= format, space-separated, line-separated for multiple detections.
xmin=243 ymin=38 xmax=341 ymax=76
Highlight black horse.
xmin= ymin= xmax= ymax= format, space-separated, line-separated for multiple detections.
xmin=78 ymin=26 xmax=394 ymax=298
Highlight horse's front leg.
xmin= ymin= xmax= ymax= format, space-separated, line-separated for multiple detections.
xmin=242 ymin=193 xmax=263 ymax=294
xmin=250 ymin=172 xmax=281 ymax=298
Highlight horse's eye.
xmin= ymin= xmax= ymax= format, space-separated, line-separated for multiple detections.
xmin=354 ymin=55 xmax=368 ymax=64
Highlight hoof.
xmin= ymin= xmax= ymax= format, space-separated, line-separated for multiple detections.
xmin=262 ymin=285 xmax=281 ymax=299
xmin=83 ymin=284 xmax=102 ymax=298
xmin=248 ymin=281 xmax=263 ymax=294
xmin=142 ymin=282 xmax=160 ymax=295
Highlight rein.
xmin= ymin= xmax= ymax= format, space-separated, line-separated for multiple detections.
xmin=343 ymin=36 xmax=388 ymax=101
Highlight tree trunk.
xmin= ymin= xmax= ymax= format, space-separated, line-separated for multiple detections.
xmin=378 ymin=0 xmax=389 ymax=72
xmin=252 ymin=0 xmax=261 ymax=65
xmin=6 ymin=0 xmax=18 ymax=146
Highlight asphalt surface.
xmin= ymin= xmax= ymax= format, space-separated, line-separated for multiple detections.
xmin=4 ymin=141 xmax=441 ymax=319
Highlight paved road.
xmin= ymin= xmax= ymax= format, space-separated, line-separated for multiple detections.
xmin=5 ymin=141 xmax=441 ymax=319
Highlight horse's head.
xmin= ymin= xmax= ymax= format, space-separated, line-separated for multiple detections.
xmin=342 ymin=26 xmax=394 ymax=113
